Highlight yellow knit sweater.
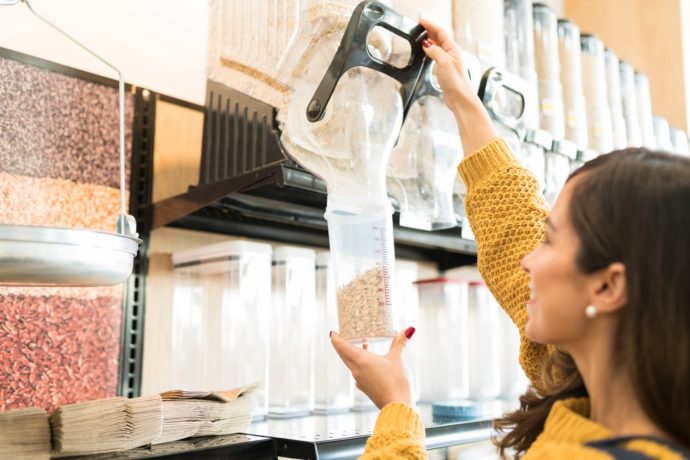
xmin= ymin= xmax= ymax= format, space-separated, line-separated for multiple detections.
xmin=358 ymin=139 xmax=683 ymax=460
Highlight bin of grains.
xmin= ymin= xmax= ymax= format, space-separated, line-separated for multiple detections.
xmin=452 ymin=0 xmax=505 ymax=70
xmin=557 ymin=19 xmax=588 ymax=149
xmin=581 ymin=34 xmax=614 ymax=153
xmin=313 ymin=251 xmax=354 ymax=414
xmin=208 ymin=0 xmax=393 ymax=113
xmin=171 ymin=241 xmax=272 ymax=420
xmin=635 ymin=71 xmax=657 ymax=149
xmin=268 ymin=246 xmax=316 ymax=417
xmin=670 ymin=128 xmax=689 ymax=156
xmin=604 ymin=49 xmax=628 ymax=149
xmin=0 ymin=51 xmax=134 ymax=413
xmin=414 ymin=278 xmax=469 ymax=403
xmin=619 ymin=61 xmax=642 ymax=147
xmin=652 ymin=116 xmax=674 ymax=152
xmin=532 ymin=4 xmax=565 ymax=139
xmin=504 ymin=0 xmax=540 ymax=129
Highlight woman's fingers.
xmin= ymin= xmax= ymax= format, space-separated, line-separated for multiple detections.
xmin=419 ymin=16 xmax=457 ymax=54
xmin=388 ymin=327 xmax=415 ymax=359
xmin=330 ymin=331 xmax=366 ymax=369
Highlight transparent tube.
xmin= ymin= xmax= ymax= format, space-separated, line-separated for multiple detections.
xmin=533 ymin=4 xmax=565 ymax=139
xmin=619 ymin=61 xmax=642 ymax=147
xmin=467 ymin=283 xmax=500 ymax=400
xmin=604 ymin=49 xmax=627 ymax=149
xmin=653 ymin=116 xmax=673 ymax=152
xmin=558 ymin=19 xmax=588 ymax=149
xmin=635 ymin=71 xmax=657 ymax=149
xmin=544 ymin=151 xmax=571 ymax=206
xmin=581 ymin=34 xmax=613 ymax=153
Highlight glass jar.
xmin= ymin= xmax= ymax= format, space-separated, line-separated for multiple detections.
xmin=619 ymin=61 xmax=642 ymax=147
xmin=581 ymin=34 xmax=613 ymax=153
xmin=604 ymin=49 xmax=627 ymax=149
xmin=545 ymin=139 xmax=577 ymax=206
xmin=313 ymin=251 xmax=354 ymax=414
xmin=635 ymin=71 xmax=657 ymax=149
xmin=414 ymin=278 xmax=469 ymax=403
xmin=467 ymin=282 xmax=500 ymax=400
xmin=268 ymin=246 xmax=316 ymax=417
xmin=533 ymin=3 xmax=565 ymax=139
xmin=557 ymin=19 xmax=588 ymax=149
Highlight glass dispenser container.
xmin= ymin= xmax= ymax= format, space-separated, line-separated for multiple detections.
xmin=604 ymin=49 xmax=627 ymax=149
xmin=533 ymin=3 xmax=565 ymax=140
xmin=387 ymin=69 xmax=464 ymax=231
xmin=268 ymin=246 xmax=316 ymax=417
xmin=619 ymin=61 xmax=642 ymax=147
xmin=314 ymin=251 xmax=354 ymax=413
xmin=653 ymin=116 xmax=674 ymax=152
xmin=414 ymin=278 xmax=469 ymax=403
xmin=523 ymin=128 xmax=553 ymax=192
xmin=670 ymin=128 xmax=689 ymax=156
xmin=467 ymin=282 xmax=500 ymax=400
xmin=282 ymin=2 xmax=433 ymax=343
xmin=557 ymin=19 xmax=588 ymax=149
xmin=452 ymin=0 xmax=505 ymax=70
xmin=396 ymin=260 xmax=420 ymax=402
xmin=545 ymin=139 xmax=577 ymax=206
xmin=504 ymin=0 xmax=539 ymax=129
xmin=635 ymin=71 xmax=657 ymax=149
xmin=581 ymin=34 xmax=613 ymax=154
xmin=497 ymin=300 xmax=528 ymax=401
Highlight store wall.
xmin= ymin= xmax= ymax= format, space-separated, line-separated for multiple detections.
xmin=0 ymin=0 xmax=208 ymax=104
xmin=565 ymin=0 xmax=690 ymax=132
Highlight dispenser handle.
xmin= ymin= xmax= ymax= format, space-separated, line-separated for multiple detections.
xmin=477 ymin=67 xmax=529 ymax=140
xmin=306 ymin=0 xmax=429 ymax=123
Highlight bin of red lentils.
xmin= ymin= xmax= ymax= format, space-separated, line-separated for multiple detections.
xmin=0 ymin=49 xmax=134 ymax=412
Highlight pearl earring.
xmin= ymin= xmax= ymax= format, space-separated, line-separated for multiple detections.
xmin=585 ymin=305 xmax=598 ymax=319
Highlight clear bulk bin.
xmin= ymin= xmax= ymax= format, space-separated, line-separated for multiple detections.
xmin=452 ymin=0 xmax=505 ymax=69
xmin=504 ymin=0 xmax=539 ymax=129
xmin=544 ymin=139 xmax=577 ymax=207
xmin=395 ymin=260 xmax=420 ymax=402
xmin=268 ymin=246 xmax=316 ymax=417
xmin=533 ymin=3 xmax=565 ymax=139
xmin=467 ymin=282 xmax=500 ymax=400
xmin=393 ymin=0 xmax=453 ymax=30
xmin=635 ymin=71 xmax=657 ymax=149
xmin=497 ymin=300 xmax=528 ymax=401
xmin=522 ymin=128 xmax=553 ymax=193
xmin=581 ymin=34 xmax=613 ymax=153
xmin=314 ymin=251 xmax=354 ymax=414
xmin=670 ymin=128 xmax=689 ymax=156
xmin=604 ymin=49 xmax=627 ymax=149
xmin=652 ymin=116 xmax=674 ymax=152
xmin=619 ymin=61 xmax=642 ymax=147
xmin=557 ymin=19 xmax=588 ymax=149
xmin=173 ymin=241 xmax=272 ymax=419
xmin=414 ymin=278 xmax=469 ymax=403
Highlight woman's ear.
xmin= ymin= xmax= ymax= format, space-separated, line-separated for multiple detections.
xmin=589 ymin=262 xmax=627 ymax=314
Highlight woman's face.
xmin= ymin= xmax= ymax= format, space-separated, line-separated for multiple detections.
xmin=521 ymin=178 xmax=593 ymax=346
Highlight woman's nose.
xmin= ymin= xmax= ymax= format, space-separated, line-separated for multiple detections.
xmin=520 ymin=250 xmax=533 ymax=274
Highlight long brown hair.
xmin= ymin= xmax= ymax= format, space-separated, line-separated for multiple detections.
xmin=495 ymin=148 xmax=690 ymax=457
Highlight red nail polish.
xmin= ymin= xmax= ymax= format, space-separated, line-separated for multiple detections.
xmin=422 ymin=39 xmax=431 ymax=48
xmin=405 ymin=327 xmax=416 ymax=339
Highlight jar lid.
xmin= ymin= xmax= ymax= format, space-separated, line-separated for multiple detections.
xmin=550 ymin=139 xmax=578 ymax=160
xmin=172 ymin=240 xmax=272 ymax=267
xmin=524 ymin=128 xmax=553 ymax=150
xmin=432 ymin=400 xmax=502 ymax=421
xmin=273 ymin=246 xmax=316 ymax=262
xmin=580 ymin=33 xmax=603 ymax=55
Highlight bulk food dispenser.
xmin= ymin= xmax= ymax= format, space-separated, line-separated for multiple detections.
xmin=281 ymin=1 xmax=433 ymax=343
xmin=581 ymin=34 xmax=613 ymax=154
xmin=619 ymin=61 xmax=642 ymax=147
xmin=604 ymin=49 xmax=628 ymax=149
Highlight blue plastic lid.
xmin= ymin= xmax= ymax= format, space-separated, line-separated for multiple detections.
xmin=432 ymin=400 xmax=501 ymax=423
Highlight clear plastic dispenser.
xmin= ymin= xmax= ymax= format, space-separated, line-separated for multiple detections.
xmin=581 ymin=34 xmax=613 ymax=153
xmin=414 ymin=278 xmax=469 ymax=403
xmin=557 ymin=19 xmax=588 ymax=149
xmin=635 ymin=71 xmax=657 ymax=149
xmin=545 ymin=139 xmax=577 ymax=206
xmin=281 ymin=2 xmax=431 ymax=343
xmin=671 ymin=128 xmax=689 ymax=156
xmin=314 ymin=251 xmax=354 ymax=414
xmin=467 ymin=281 xmax=500 ymax=401
xmin=395 ymin=260 xmax=420 ymax=402
xmin=268 ymin=246 xmax=316 ymax=417
xmin=653 ymin=116 xmax=674 ymax=152
xmin=532 ymin=3 xmax=565 ymax=140
xmin=604 ymin=49 xmax=627 ymax=149
xmin=619 ymin=61 xmax=642 ymax=147
xmin=387 ymin=63 xmax=463 ymax=231
xmin=171 ymin=241 xmax=272 ymax=419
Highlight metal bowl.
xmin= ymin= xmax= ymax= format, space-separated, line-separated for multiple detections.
xmin=0 ymin=224 xmax=141 ymax=286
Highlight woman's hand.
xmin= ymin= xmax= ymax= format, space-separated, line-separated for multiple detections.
xmin=330 ymin=327 xmax=416 ymax=409
xmin=419 ymin=16 xmax=498 ymax=156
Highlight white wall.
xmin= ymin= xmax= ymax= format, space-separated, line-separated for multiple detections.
xmin=0 ymin=0 xmax=209 ymax=104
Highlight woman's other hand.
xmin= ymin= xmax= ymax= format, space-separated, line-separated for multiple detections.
xmin=330 ymin=327 xmax=416 ymax=409
xmin=419 ymin=16 xmax=498 ymax=156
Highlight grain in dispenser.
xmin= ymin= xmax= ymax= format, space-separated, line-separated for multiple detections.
xmin=581 ymin=34 xmax=613 ymax=153
xmin=281 ymin=2 xmax=432 ymax=343
xmin=557 ymin=19 xmax=588 ymax=149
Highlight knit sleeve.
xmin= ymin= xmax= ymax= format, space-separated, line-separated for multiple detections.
xmin=359 ymin=403 xmax=427 ymax=459
xmin=457 ymin=138 xmax=550 ymax=389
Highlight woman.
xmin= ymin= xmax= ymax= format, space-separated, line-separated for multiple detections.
xmin=330 ymin=17 xmax=690 ymax=459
